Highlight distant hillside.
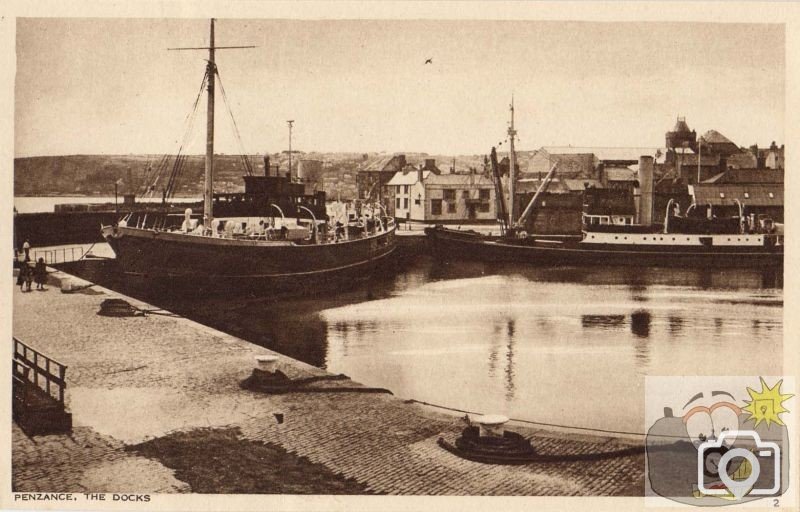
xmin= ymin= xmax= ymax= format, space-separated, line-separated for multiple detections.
xmin=14 ymin=153 xmax=366 ymax=199
xmin=14 ymin=152 xmax=494 ymax=199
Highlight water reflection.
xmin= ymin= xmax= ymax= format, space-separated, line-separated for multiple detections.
xmin=582 ymin=315 xmax=625 ymax=329
xmin=426 ymin=259 xmax=784 ymax=290
xmin=668 ymin=316 xmax=684 ymax=335
xmin=63 ymin=255 xmax=783 ymax=432
xmin=630 ymin=310 xmax=651 ymax=338
xmin=316 ymin=260 xmax=781 ymax=432
xmin=505 ymin=319 xmax=516 ymax=400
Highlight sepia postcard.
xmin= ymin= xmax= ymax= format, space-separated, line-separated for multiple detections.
xmin=1 ymin=2 xmax=798 ymax=511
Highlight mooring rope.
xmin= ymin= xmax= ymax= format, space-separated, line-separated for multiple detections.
xmin=77 ymin=242 xmax=97 ymax=261
xmin=407 ymin=398 xmax=650 ymax=438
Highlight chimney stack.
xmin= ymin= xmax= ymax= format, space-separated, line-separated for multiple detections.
xmin=637 ymin=156 xmax=654 ymax=225
xmin=418 ymin=165 xmax=424 ymax=184
xmin=264 ymin=155 xmax=271 ymax=177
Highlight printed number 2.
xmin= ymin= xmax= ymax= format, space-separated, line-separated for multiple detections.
xmin=773 ymin=498 xmax=779 ymax=507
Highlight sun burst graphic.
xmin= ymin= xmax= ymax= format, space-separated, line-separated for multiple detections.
xmin=742 ymin=377 xmax=794 ymax=427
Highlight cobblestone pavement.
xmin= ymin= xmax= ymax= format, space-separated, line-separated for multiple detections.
xmin=12 ymin=269 xmax=643 ymax=495
xmin=12 ymin=424 xmax=189 ymax=493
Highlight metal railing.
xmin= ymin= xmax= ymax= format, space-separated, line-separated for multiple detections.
xmin=31 ymin=246 xmax=85 ymax=265
xmin=13 ymin=337 xmax=68 ymax=405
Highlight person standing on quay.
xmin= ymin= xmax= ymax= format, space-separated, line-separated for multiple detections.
xmin=17 ymin=262 xmax=32 ymax=292
xmin=25 ymin=264 xmax=33 ymax=291
xmin=34 ymin=257 xmax=47 ymax=290
xmin=22 ymin=239 xmax=31 ymax=262
xmin=16 ymin=263 xmax=28 ymax=291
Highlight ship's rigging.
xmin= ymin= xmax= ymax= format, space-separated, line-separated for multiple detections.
xmin=137 ymin=21 xmax=256 ymax=206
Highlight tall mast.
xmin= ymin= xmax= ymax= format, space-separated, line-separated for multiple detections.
xmin=287 ymin=120 xmax=294 ymax=179
xmin=168 ymin=19 xmax=255 ymax=233
xmin=507 ymin=97 xmax=517 ymax=227
xmin=204 ymin=19 xmax=216 ymax=230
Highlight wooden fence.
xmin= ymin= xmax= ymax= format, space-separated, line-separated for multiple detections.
xmin=13 ymin=336 xmax=67 ymax=405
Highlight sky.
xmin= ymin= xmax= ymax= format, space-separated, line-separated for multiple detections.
xmin=14 ymin=18 xmax=785 ymax=157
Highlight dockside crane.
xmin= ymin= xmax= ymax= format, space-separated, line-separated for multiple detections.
xmin=513 ymin=162 xmax=558 ymax=233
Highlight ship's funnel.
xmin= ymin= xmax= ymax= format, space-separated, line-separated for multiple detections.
xmin=637 ymin=156 xmax=654 ymax=225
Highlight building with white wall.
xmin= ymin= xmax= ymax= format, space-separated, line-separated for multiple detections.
xmin=388 ymin=164 xmax=496 ymax=223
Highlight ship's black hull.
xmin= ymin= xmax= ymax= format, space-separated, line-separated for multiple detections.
xmin=425 ymin=227 xmax=783 ymax=268
xmin=104 ymin=226 xmax=397 ymax=297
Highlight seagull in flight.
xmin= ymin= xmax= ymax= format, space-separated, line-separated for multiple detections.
xmin=424 ymin=58 xmax=433 ymax=65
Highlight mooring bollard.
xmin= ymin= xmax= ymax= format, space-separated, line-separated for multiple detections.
xmin=475 ymin=414 xmax=509 ymax=437
xmin=255 ymin=355 xmax=279 ymax=373
xmin=60 ymin=277 xmax=73 ymax=292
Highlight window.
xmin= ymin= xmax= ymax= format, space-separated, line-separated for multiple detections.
xmin=431 ymin=199 xmax=442 ymax=215
xmin=443 ymin=189 xmax=456 ymax=201
xmin=403 ymin=198 xmax=409 ymax=209
xmin=447 ymin=202 xmax=456 ymax=213
xmin=479 ymin=189 xmax=490 ymax=200
xmin=396 ymin=197 xmax=400 ymax=209
xmin=403 ymin=185 xmax=409 ymax=194
xmin=478 ymin=203 xmax=491 ymax=213
xmin=415 ymin=198 xmax=421 ymax=205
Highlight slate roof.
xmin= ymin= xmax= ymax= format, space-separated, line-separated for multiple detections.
xmin=690 ymin=184 xmax=783 ymax=206
xmin=424 ymin=173 xmax=494 ymax=187
xmin=673 ymin=118 xmax=692 ymax=133
xmin=701 ymin=130 xmax=736 ymax=146
xmin=702 ymin=168 xmax=784 ymax=185
xmin=605 ymin=167 xmax=637 ymax=182
xmin=516 ymin=178 xmax=602 ymax=193
xmin=362 ymin=154 xmax=406 ymax=173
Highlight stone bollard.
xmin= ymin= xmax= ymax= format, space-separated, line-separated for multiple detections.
xmin=255 ymin=355 xmax=279 ymax=373
xmin=60 ymin=277 xmax=73 ymax=292
xmin=475 ymin=414 xmax=509 ymax=437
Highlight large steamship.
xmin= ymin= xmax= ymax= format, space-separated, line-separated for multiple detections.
xmin=426 ymin=106 xmax=783 ymax=268
xmin=102 ymin=19 xmax=396 ymax=295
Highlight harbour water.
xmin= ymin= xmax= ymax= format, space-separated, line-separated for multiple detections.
xmin=76 ymin=253 xmax=782 ymax=436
